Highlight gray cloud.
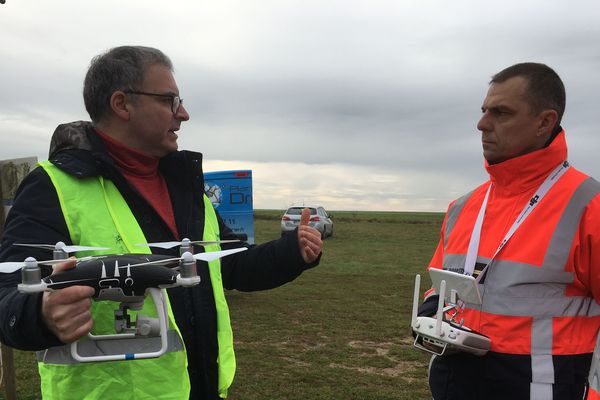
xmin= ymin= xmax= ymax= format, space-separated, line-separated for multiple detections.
xmin=1 ymin=0 xmax=599 ymax=210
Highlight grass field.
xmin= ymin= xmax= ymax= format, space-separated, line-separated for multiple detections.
xmin=2 ymin=210 xmax=443 ymax=400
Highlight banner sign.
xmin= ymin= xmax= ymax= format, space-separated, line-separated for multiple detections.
xmin=204 ymin=170 xmax=254 ymax=244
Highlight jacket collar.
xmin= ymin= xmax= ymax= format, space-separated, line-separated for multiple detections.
xmin=48 ymin=121 xmax=204 ymax=180
xmin=484 ymin=130 xmax=568 ymax=194
xmin=95 ymin=128 xmax=161 ymax=179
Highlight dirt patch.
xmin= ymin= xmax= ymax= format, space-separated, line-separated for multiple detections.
xmin=281 ymin=356 xmax=312 ymax=368
xmin=340 ymin=339 xmax=428 ymax=378
xmin=272 ymin=338 xmax=327 ymax=352
xmin=348 ymin=340 xmax=399 ymax=358
xmin=329 ymin=360 xmax=427 ymax=378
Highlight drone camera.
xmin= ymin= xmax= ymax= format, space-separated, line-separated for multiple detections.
xmin=136 ymin=315 xmax=161 ymax=336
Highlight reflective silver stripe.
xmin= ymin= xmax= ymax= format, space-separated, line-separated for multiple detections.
xmin=543 ymin=177 xmax=600 ymax=271
xmin=532 ymin=354 xmax=554 ymax=382
xmin=479 ymin=292 xmax=600 ymax=317
xmin=483 ymin=259 xmax=574 ymax=298
xmin=532 ymin=318 xmax=553 ymax=355
xmin=442 ymin=256 xmax=588 ymax=316
xmin=530 ymin=382 xmax=553 ymax=400
xmin=589 ymin=334 xmax=600 ymax=392
xmin=443 ymin=262 xmax=600 ymax=317
xmin=37 ymin=329 xmax=184 ymax=365
xmin=442 ymin=253 xmax=468 ymax=272
xmin=444 ymin=190 xmax=475 ymax=250
xmin=531 ymin=319 xmax=554 ymax=388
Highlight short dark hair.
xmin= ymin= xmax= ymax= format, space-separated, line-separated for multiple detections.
xmin=83 ymin=46 xmax=173 ymax=124
xmin=491 ymin=62 xmax=565 ymax=127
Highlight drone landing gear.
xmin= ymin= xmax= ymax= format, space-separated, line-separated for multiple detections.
xmin=411 ymin=274 xmax=491 ymax=356
xmin=71 ymin=288 xmax=169 ymax=362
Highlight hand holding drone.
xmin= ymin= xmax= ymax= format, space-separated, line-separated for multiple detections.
xmin=0 ymin=239 xmax=246 ymax=362
xmin=42 ymin=259 xmax=96 ymax=345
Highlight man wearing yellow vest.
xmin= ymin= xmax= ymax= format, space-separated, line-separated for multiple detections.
xmin=0 ymin=46 xmax=323 ymax=399
xmin=419 ymin=63 xmax=600 ymax=399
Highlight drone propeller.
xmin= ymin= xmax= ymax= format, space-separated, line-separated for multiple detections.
xmin=124 ymin=247 xmax=248 ymax=269
xmin=0 ymin=262 xmax=29 ymax=274
xmin=14 ymin=242 xmax=110 ymax=254
xmin=0 ymin=258 xmax=71 ymax=273
xmin=193 ymin=247 xmax=247 ymax=262
xmin=136 ymin=238 xmax=240 ymax=250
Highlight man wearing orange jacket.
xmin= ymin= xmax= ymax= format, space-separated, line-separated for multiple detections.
xmin=423 ymin=63 xmax=600 ymax=399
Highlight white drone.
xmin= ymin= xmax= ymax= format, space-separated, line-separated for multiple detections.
xmin=0 ymin=239 xmax=246 ymax=362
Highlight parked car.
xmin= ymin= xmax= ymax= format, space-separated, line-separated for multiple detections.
xmin=281 ymin=205 xmax=333 ymax=239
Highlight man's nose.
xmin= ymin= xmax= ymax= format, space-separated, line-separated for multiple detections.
xmin=177 ymin=104 xmax=190 ymax=121
xmin=476 ymin=112 xmax=489 ymax=132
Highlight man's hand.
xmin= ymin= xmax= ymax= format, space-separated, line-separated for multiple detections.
xmin=298 ymin=208 xmax=323 ymax=263
xmin=41 ymin=258 xmax=94 ymax=343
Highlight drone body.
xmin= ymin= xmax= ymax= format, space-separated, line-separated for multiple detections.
xmin=6 ymin=243 xmax=247 ymax=298
xmin=35 ymin=254 xmax=182 ymax=302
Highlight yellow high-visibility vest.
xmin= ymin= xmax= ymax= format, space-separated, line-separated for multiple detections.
xmin=38 ymin=160 xmax=235 ymax=399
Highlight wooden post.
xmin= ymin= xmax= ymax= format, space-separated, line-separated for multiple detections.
xmin=0 ymin=185 xmax=17 ymax=400
xmin=0 ymin=346 xmax=16 ymax=400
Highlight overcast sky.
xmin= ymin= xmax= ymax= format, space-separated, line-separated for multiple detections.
xmin=1 ymin=1 xmax=599 ymax=212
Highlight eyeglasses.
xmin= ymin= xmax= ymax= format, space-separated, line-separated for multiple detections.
xmin=124 ymin=90 xmax=183 ymax=115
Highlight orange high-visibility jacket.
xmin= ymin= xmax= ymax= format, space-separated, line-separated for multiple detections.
xmin=428 ymin=131 xmax=600 ymax=395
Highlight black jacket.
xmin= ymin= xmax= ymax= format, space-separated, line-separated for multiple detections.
xmin=0 ymin=121 xmax=319 ymax=399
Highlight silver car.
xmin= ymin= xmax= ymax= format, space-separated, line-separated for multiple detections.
xmin=280 ymin=205 xmax=333 ymax=239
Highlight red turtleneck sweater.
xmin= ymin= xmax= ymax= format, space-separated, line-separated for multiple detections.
xmin=95 ymin=129 xmax=180 ymax=240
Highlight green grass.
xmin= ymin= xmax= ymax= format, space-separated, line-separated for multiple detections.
xmin=227 ymin=210 xmax=441 ymax=400
xmin=2 ymin=210 xmax=442 ymax=400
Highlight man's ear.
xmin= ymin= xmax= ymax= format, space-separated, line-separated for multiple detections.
xmin=537 ymin=109 xmax=559 ymax=137
xmin=110 ymin=91 xmax=130 ymax=121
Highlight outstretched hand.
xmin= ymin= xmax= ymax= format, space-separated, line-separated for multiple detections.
xmin=297 ymin=208 xmax=323 ymax=263
xmin=41 ymin=258 xmax=95 ymax=343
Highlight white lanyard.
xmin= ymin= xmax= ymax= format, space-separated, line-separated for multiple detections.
xmin=464 ymin=161 xmax=570 ymax=280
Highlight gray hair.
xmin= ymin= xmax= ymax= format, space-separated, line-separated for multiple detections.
xmin=83 ymin=46 xmax=173 ymax=124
